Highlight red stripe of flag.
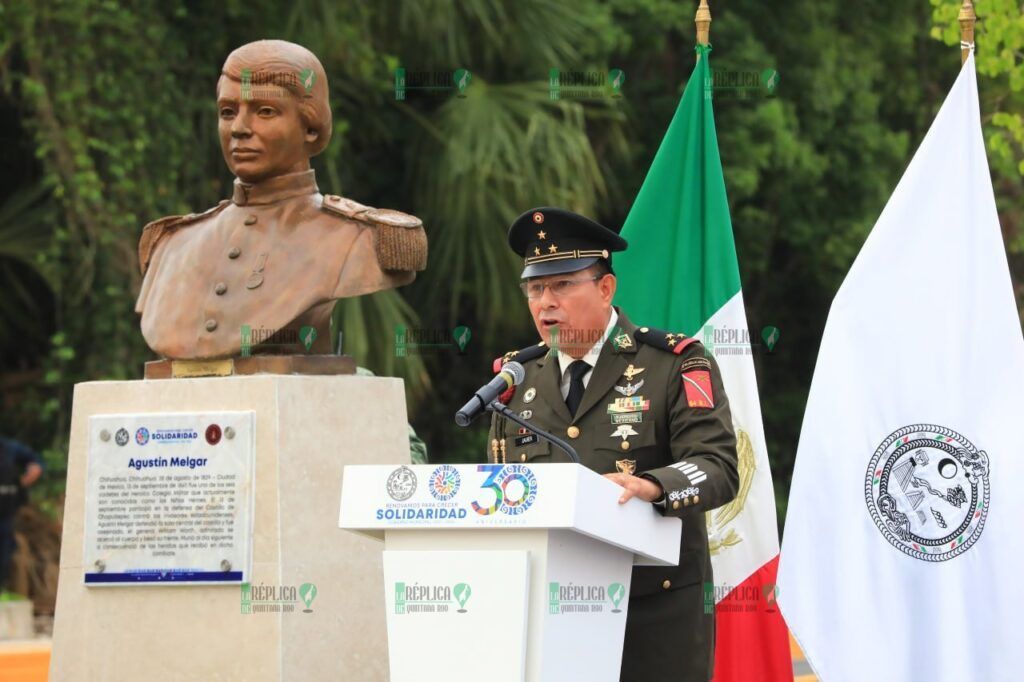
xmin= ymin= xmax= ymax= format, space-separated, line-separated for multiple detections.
xmin=711 ymin=555 xmax=792 ymax=682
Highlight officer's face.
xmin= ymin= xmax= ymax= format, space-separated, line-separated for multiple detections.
xmin=216 ymin=77 xmax=319 ymax=183
xmin=527 ymin=266 xmax=617 ymax=358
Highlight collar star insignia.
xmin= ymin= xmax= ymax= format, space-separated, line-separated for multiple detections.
xmin=537 ymin=230 xmax=546 ymax=239
xmin=548 ymin=244 xmax=558 ymax=253
xmin=533 ymin=246 xmax=541 ymax=256
xmin=622 ymin=364 xmax=645 ymax=381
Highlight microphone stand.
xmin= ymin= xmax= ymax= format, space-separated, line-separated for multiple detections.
xmin=486 ymin=400 xmax=580 ymax=464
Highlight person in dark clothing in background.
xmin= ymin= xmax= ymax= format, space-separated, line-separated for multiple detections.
xmin=0 ymin=437 xmax=43 ymax=591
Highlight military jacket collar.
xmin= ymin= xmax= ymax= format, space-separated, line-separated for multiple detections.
xmin=533 ymin=308 xmax=640 ymax=424
xmin=232 ymin=169 xmax=318 ymax=206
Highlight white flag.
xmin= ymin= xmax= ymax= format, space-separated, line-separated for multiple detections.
xmin=778 ymin=53 xmax=1024 ymax=682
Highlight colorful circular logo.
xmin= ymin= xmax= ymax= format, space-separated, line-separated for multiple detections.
xmin=205 ymin=424 xmax=222 ymax=445
xmin=865 ymin=424 xmax=990 ymax=562
xmin=135 ymin=427 xmax=150 ymax=446
xmin=429 ymin=465 xmax=461 ymax=501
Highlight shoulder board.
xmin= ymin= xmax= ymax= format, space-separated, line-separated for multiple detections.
xmin=321 ymin=194 xmax=427 ymax=272
xmin=138 ymin=201 xmax=229 ymax=274
xmin=634 ymin=326 xmax=702 ymax=355
xmin=492 ymin=342 xmax=548 ymax=373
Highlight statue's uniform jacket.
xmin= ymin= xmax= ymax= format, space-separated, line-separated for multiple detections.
xmin=135 ymin=169 xmax=426 ymax=359
xmin=488 ymin=310 xmax=739 ymax=682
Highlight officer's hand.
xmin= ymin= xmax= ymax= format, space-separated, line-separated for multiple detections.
xmin=603 ymin=473 xmax=663 ymax=504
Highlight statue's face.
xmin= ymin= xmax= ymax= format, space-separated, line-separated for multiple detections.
xmin=216 ymin=77 xmax=317 ymax=183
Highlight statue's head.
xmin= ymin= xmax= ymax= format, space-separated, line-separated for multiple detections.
xmin=217 ymin=40 xmax=332 ymax=183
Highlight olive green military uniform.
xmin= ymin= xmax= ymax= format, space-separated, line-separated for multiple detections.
xmin=487 ymin=309 xmax=738 ymax=682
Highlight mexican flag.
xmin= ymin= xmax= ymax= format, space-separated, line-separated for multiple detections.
xmin=777 ymin=53 xmax=1024 ymax=680
xmin=614 ymin=45 xmax=792 ymax=681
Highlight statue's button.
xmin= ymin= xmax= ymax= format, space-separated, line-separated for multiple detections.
xmin=244 ymin=215 xmax=257 ymax=225
xmin=228 ymin=247 xmax=241 ymax=259
xmin=205 ymin=319 xmax=218 ymax=332
xmin=215 ymin=282 xmax=227 ymax=295
xmin=567 ymin=426 xmax=580 ymax=439
xmin=520 ymin=453 xmax=527 ymax=462
xmin=662 ymin=580 xmax=671 ymax=590
xmin=672 ymin=500 xmax=681 ymax=510
xmin=620 ymin=441 xmax=630 ymax=451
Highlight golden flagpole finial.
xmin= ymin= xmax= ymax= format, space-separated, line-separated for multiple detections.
xmin=696 ymin=0 xmax=712 ymax=48
xmin=959 ymin=0 xmax=977 ymax=65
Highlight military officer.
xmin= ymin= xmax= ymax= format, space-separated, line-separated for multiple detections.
xmin=135 ymin=40 xmax=427 ymax=359
xmin=486 ymin=207 xmax=739 ymax=682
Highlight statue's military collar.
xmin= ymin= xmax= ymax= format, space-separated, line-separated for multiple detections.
xmin=232 ymin=169 xmax=319 ymax=206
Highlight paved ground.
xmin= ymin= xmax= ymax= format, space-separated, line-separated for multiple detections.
xmin=1 ymin=635 xmax=819 ymax=681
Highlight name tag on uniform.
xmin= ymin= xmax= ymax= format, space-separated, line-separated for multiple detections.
xmin=514 ymin=433 xmax=538 ymax=447
xmin=610 ymin=412 xmax=643 ymax=425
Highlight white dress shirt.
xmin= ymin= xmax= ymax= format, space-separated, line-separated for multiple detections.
xmin=557 ymin=308 xmax=619 ymax=399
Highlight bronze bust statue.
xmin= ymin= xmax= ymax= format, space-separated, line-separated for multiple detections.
xmin=135 ymin=40 xmax=426 ymax=360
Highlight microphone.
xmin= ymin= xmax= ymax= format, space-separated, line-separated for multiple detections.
xmin=455 ymin=361 xmax=526 ymax=427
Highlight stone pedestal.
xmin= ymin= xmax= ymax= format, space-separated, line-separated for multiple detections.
xmin=50 ymin=375 xmax=409 ymax=681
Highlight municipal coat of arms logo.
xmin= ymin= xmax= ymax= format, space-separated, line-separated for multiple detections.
xmin=386 ymin=466 xmax=418 ymax=501
xmin=865 ymin=424 xmax=990 ymax=562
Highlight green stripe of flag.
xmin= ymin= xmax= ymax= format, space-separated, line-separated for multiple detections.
xmin=614 ymin=45 xmax=741 ymax=335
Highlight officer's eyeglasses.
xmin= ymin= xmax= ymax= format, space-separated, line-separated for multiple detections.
xmin=520 ymin=276 xmax=601 ymax=299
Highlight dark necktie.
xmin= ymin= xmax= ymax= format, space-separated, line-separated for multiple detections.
xmin=565 ymin=360 xmax=590 ymax=417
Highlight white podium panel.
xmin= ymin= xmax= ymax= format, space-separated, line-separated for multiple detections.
xmin=383 ymin=550 xmax=530 ymax=682
xmin=539 ymin=529 xmax=632 ymax=679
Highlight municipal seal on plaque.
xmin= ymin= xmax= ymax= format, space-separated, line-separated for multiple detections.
xmin=115 ymin=428 xmax=129 ymax=447
xmin=865 ymin=424 xmax=990 ymax=562
xmin=386 ymin=466 xmax=417 ymax=501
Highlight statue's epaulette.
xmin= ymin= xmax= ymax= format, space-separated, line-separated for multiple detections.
xmin=634 ymin=326 xmax=702 ymax=355
xmin=492 ymin=341 xmax=548 ymax=373
xmin=138 ymin=201 xmax=230 ymax=275
xmin=321 ymin=194 xmax=428 ymax=272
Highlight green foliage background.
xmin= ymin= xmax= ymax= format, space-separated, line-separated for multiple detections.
xmin=0 ymin=0 xmax=1020 ymax=529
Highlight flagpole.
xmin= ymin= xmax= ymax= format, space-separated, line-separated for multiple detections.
xmin=959 ymin=0 xmax=976 ymax=65
xmin=696 ymin=0 xmax=712 ymax=56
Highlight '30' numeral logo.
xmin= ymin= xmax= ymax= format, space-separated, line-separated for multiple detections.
xmin=471 ymin=464 xmax=539 ymax=516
